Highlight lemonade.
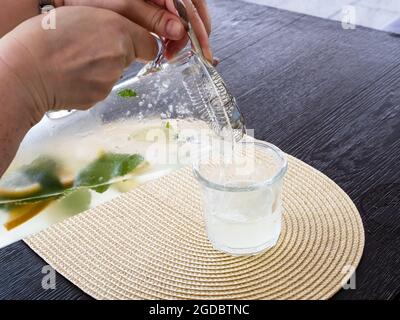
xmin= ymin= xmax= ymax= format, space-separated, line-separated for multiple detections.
xmin=193 ymin=140 xmax=287 ymax=255
xmin=0 ymin=118 xmax=197 ymax=248
xmin=203 ymin=180 xmax=283 ymax=254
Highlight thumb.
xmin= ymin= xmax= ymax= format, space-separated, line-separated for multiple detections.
xmin=62 ymin=0 xmax=186 ymax=40
xmin=134 ymin=1 xmax=186 ymax=40
xmin=121 ymin=18 xmax=159 ymax=63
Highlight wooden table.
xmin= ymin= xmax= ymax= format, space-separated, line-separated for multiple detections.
xmin=0 ymin=0 xmax=399 ymax=300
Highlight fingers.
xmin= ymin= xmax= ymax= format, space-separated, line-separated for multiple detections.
xmin=150 ymin=0 xmax=179 ymax=15
xmin=120 ymin=0 xmax=187 ymax=41
xmin=150 ymin=0 xmax=212 ymax=61
xmin=181 ymin=0 xmax=213 ymax=62
xmin=164 ymin=37 xmax=188 ymax=60
xmin=121 ymin=18 xmax=158 ymax=64
xmin=137 ymin=1 xmax=186 ymax=40
xmin=192 ymin=0 xmax=211 ymax=35
xmin=64 ymin=0 xmax=186 ymax=40
xmin=151 ymin=0 xmax=211 ymax=34
xmin=63 ymin=0 xmax=212 ymax=62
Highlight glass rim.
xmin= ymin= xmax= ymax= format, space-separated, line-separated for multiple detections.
xmin=192 ymin=140 xmax=288 ymax=192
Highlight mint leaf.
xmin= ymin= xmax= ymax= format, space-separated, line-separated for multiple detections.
xmin=118 ymin=89 xmax=137 ymax=98
xmin=74 ymin=153 xmax=144 ymax=193
xmin=22 ymin=157 xmax=64 ymax=193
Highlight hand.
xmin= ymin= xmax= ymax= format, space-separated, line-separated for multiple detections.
xmin=162 ymin=0 xmax=212 ymax=61
xmin=0 ymin=6 xmax=157 ymax=119
xmin=55 ymin=0 xmax=212 ymax=61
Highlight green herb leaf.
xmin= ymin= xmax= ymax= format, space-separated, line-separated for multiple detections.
xmin=22 ymin=157 xmax=64 ymax=193
xmin=74 ymin=153 xmax=144 ymax=193
xmin=118 ymin=89 xmax=137 ymax=98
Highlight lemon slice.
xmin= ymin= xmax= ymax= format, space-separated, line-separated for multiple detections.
xmin=4 ymin=199 xmax=53 ymax=231
xmin=130 ymin=160 xmax=151 ymax=176
xmin=129 ymin=124 xmax=178 ymax=143
xmin=113 ymin=160 xmax=151 ymax=193
xmin=60 ymin=173 xmax=75 ymax=189
xmin=0 ymin=171 xmax=42 ymax=199
xmin=0 ymin=157 xmax=73 ymax=201
xmin=114 ymin=179 xmax=140 ymax=193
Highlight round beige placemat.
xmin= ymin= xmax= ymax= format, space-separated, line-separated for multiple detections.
xmin=25 ymin=155 xmax=364 ymax=300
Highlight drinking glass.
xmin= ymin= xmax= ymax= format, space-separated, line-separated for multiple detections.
xmin=193 ymin=140 xmax=288 ymax=255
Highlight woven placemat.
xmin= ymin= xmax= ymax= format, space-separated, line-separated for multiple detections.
xmin=25 ymin=155 xmax=364 ymax=300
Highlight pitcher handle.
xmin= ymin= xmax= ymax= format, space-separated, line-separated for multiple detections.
xmin=137 ymin=33 xmax=166 ymax=77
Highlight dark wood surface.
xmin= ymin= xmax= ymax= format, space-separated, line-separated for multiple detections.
xmin=1 ymin=0 xmax=399 ymax=300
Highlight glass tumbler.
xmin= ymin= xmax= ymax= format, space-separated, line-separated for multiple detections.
xmin=193 ymin=140 xmax=288 ymax=255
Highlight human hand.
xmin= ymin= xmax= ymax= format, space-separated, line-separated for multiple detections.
xmin=162 ymin=0 xmax=212 ymax=61
xmin=55 ymin=0 xmax=212 ymax=62
xmin=0 ymin=6 xmax=157 ymax=120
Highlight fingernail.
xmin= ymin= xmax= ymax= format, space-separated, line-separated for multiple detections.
xmin=166 ymin=20 xmax=184 ymax=39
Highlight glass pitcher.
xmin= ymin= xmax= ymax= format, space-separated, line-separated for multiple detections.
xmin=0 ymin=49 xmax=246 ymax=247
